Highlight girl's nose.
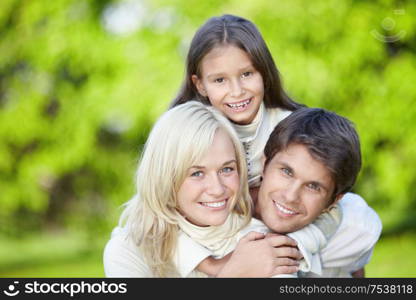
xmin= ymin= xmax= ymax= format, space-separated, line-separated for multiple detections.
xmin=229 ymin=79 xmax=245 ymax=98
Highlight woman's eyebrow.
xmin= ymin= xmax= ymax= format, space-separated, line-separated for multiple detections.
xmin=189 ymin=159 xmax=236 ymax=169
xmin=222 ymin=159 xmax=237 ymax=166
xmin=189 ymin=165 xmax=205 ymax=170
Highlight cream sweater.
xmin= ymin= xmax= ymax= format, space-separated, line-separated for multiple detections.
xmin=103 ymin=194 xmax=381 ymax=277
xmin=233 ymin=103 xmax=291 ymax=187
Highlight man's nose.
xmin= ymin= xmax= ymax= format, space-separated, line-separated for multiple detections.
xmin=282 ymin=182 xmax=301 ymax=203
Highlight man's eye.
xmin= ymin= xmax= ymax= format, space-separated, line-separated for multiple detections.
xmin=281 ymin=168 xmax=292 ymax=176
xmin=191 ymin=171 xmax=203 ymax=177
xmin=307 ymin=183 xmax=320 ymax=191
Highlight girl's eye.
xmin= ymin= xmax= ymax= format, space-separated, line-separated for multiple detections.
xmin=214 ymin=77 xmax=224 ymax=83
xmin=191 ymin=171 xmax=204 ymax=177
xmin=242 ymin=71 xmax=252 ymax=78
xmin=307 ymin=183 xmax=320 ymax=191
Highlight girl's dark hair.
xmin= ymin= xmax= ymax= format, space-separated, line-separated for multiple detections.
xmin=264 ymin=108 xmax=362 ymax=198
xmin=170 ymin=14 xmax=302 ymax=110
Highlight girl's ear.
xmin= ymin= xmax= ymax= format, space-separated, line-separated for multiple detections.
xmin=191 ymin=75 xmax=207 ymax=96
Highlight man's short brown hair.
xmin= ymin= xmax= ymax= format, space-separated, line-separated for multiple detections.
xmin=264 ymin=108 xmax=362 ymax=197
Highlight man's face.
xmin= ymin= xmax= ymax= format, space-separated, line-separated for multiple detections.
xmin=257 ymin=143 xmax=336 ymax=233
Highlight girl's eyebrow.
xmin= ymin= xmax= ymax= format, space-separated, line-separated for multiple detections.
xmin=206 ymin=65 xmax=255 ymax=79
xmin=206 ymin=72 xmax=225 ymax=79
xmin=239 ymin=64 xmax=254 ymax=71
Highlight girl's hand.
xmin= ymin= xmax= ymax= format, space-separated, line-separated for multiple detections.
xmin=217 ymin=231 xmax=301 ymax=277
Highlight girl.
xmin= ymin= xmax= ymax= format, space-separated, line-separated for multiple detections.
xmin=172 ymin=14 xmax=302 ymax=188
xmin=103 ymin=101 xmax=302 ymax=277
xmin=169 ymin=14 xmax=381 ymax=277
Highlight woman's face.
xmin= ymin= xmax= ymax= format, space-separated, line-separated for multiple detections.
xmin=192 ymin=45 xmax=264 ymax=125
xmin=177 ymin=129 xmax=240 ymax=227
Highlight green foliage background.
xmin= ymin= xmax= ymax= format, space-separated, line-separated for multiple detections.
xmin=1 ymin=0 xmax=415 ymax=277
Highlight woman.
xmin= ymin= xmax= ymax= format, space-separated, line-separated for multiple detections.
xmin=103 ymin=101 xmax=300 ymax=277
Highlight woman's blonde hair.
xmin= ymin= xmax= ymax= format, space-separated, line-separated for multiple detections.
xmin=119 ymin=101 xmax=252 ymax=277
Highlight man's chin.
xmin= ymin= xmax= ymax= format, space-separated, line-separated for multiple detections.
xmin=268 ymin=222 xmax=301 ymax=234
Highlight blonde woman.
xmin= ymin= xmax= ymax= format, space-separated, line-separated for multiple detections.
xmin=103 ymin=101 xmax=300 ymax=277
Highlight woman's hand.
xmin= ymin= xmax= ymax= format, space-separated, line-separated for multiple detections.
xmin=217 ymin=231 xmax=302 ymax=277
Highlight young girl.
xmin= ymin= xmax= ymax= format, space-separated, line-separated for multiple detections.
xmin=103 ymin=101 xmax=302 ymax=277
xmin=169 ymin=14 xmax=381 ymax=277
xmin=172 ymin=14 xmax=302 ymax=188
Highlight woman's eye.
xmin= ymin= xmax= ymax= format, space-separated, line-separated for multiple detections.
xmin=191 ymin=171 xmax=204 ymax=177
xmin=214 ymin=77 xmax=224 ymax=83
xmin=242 ymin=71 xmax=252 ymax=78
xmin=221 ymin=167 xmax=234 ymax=174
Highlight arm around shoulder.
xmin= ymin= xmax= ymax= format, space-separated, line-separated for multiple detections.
xmin=320 ymin=193 xmax=382 ymax=269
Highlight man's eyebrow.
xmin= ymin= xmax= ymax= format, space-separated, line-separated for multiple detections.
xmin=274 ymin=160 xmax=293 ymax=171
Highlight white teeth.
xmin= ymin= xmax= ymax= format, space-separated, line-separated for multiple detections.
xmin=274 ymin=202 xmax=296 ymax=215
xmin=227 ymin=99 xmax=251 ymax=109
xmin=201 ymin=201 xmax=226 ymax=208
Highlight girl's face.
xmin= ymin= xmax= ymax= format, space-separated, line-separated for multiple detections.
xmin=177 ymin=129 xmax=240 ymax=227
xmin=192 ymin=45 xmax=264 ymax=125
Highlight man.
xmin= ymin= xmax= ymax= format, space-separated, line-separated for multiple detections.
xmin=177 ymin=108 xmax=382 ymax=277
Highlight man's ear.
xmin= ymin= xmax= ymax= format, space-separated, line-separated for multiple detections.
xmin=328 ymin=193 xmax=344 ymax=209
xmin=333 ymin=193 xmax=344 ymax=204
xmin=191 ymin=75 xmax=207 ymax=96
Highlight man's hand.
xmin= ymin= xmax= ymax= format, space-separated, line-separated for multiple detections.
xmin=217 ymin=231 xmax=302 ymax=277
